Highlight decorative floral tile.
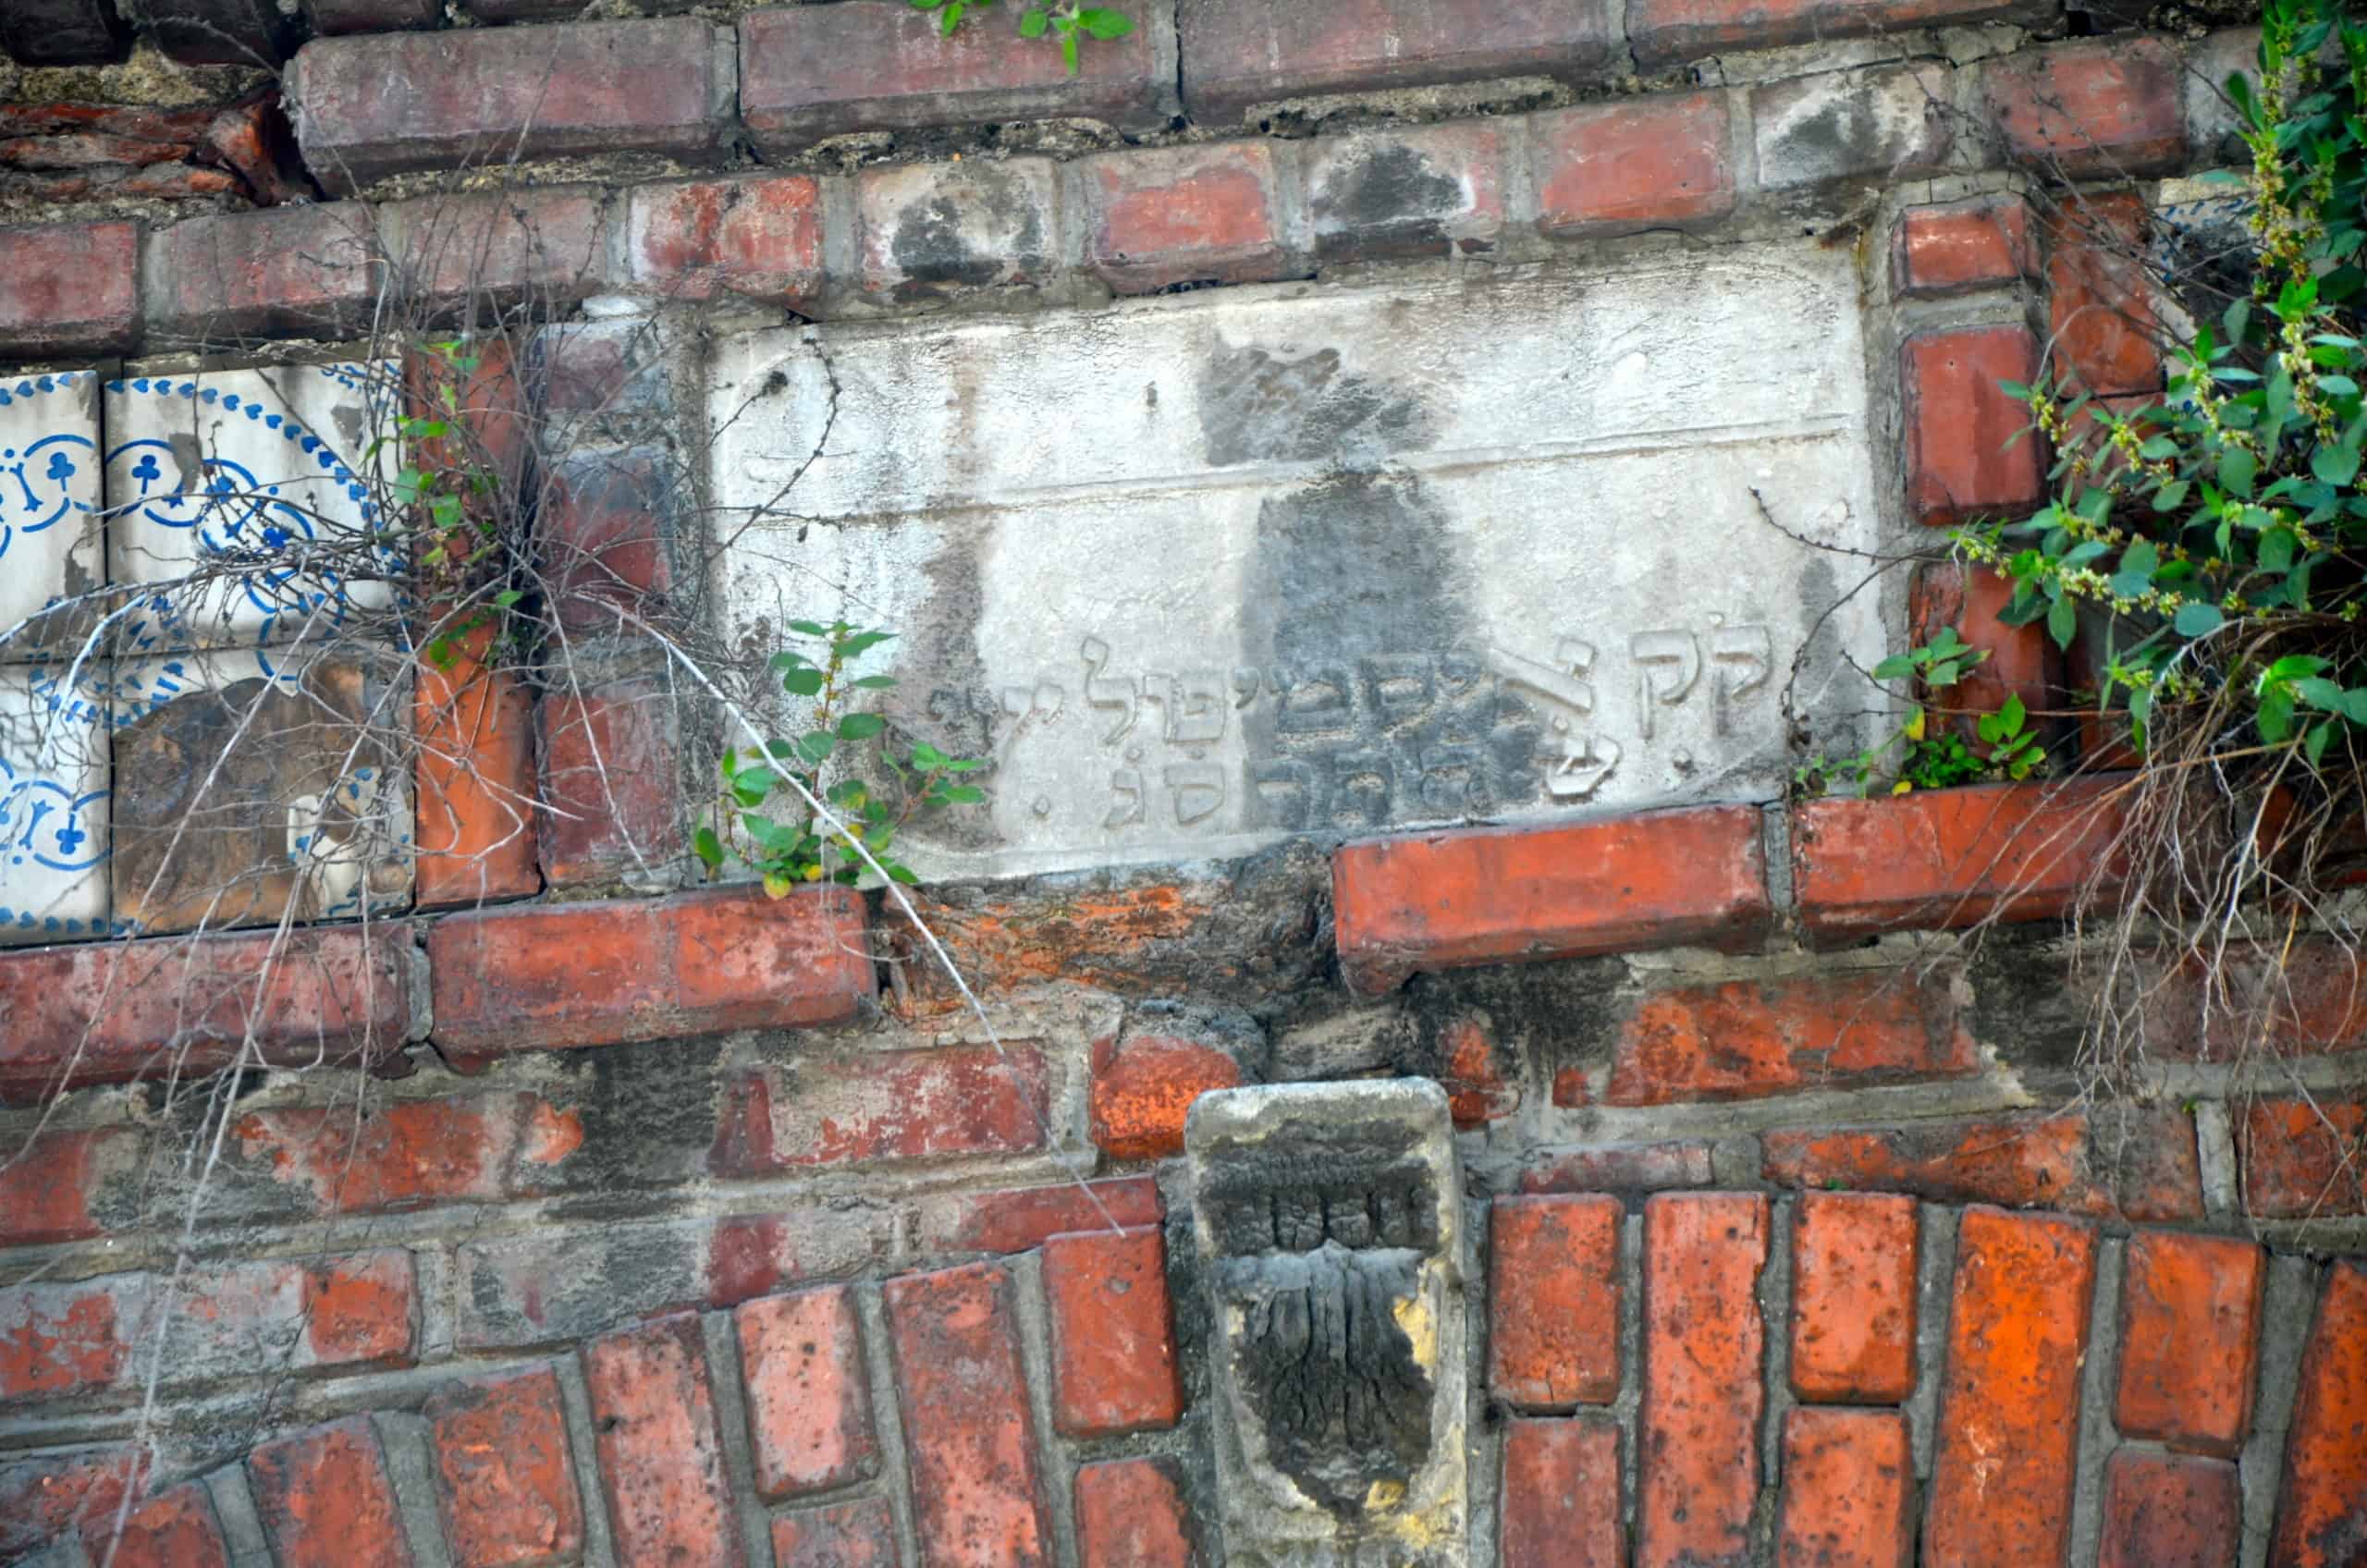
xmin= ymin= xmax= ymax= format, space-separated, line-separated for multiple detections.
xmin=0 ymin=371 xmax=105 ymax=664
xmin=0 ymin=667 xmax=110 ymax=944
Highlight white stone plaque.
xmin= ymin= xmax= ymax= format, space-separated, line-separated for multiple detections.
xmin=711 ymin=249 xmax=1889 ymax=878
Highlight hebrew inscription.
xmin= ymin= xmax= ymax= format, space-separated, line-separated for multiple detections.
xmin=711 ymin=250 xmax=1890 ymax=878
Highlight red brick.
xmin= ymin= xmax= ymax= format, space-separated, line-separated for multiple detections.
xmin=1793 ymin=777 xmax=2128 ymax=937
xmin=1522 ymin=1141 xmax=1715 ymax=1193
xmin=427 ymin=885 xmax=873 ymax=1059
xmin=1764 ymin=1108 xmax=2202 ymax=1220
xmin=1181 ymin=0 xmax=1613 ymax=123
xmin=232 ymin=1094 xmax=567 ymax=1213
xmin=2240 ymin=1096 xmax=2367 ymax=1218
xmin=1896 ymin=195 xmax=2036 ymax=296
xmin=0 ymin=1450 xmax=146 ymax=1562
xmin=740 ymin=0 xmax=1173 ymax=154
xmin=1792 ymin=1191 xmax=1919 ymax=1404
xmin=424 ymin=1367 xmax=584 ymax=1568
xmin=857 ymin=157 xmax=1061 ymax=300
xmin=1532 ymin=92 xmax=1735 ymax=238
xmin=1089 ymin=1033 xmax=1244 ymax=1160
xmin=2047 ymin=193 xmax=2163 ymax=397
xmin=628 ymin=175 xmax=823 ymax=308
xmin=1438 ymin=1015 xmax=1522 ymax=1129
xmin=414 ymin=634 xmax=540 ymax=910
xmin=83 ymin=1483 xmax=228 ymax=1568
xmin=384 ymin=187 xmax=612 ymax=314
xmin=2275 ymin=1260 xmax=2367 ymax=1568
xmin=147 ymin=204 xmax=380 ymax=345
xmin=1902 ymin=324 xmax=2047 ymax=525
xmin=2098 ymin=1450 xmax=2240 ymax=1568
xmin=1043 ymin=1226 xmax=1182 ymax=1437
xmin=1083 ymin=141 xmax=1294 ymax=295
xmin=918 ymin=1176 xmax=1166 ymax=1254
xmin=1633 ymin=0 xmax=2037 ymax=67
xmin=884 ymin=1262 xmax=1050 ymax=1568
xmin=0 ymin=1285 xmax=126 ymax=1402
xmin=583 ymin=1314 xmax=743 ymax=1568
xmin=772 ymin=1496 xmax=900 ymax=1568
xmin=0 ymin=925 xmax=409 ymax=1105
xmin=1924 ymin=1207 xmax=2097 ymax=1568
xmin=2116 ymin=1231 xmax=2263 ymax=1456
xmin=248 ymin=1418 xmax=415 ymax=1568
xmin=1983 ymin=38 xmax=2186 ymax=179
xmin=1306 ymin=122 xmax=1506 ymax=262
xmin=1501 ymin=1417 xmax=1622 ymax=1568
xmin=303 ymin=1252 xmax=419 ymax=1366
xmin=1639 ymin=1192 xmax=1769 ymax=1568
xmin=712 ymin=1047 xmax=1046 ymax=1174
xmin=1608 ymin=970 xmax=1976 ymax=1107
xmin=1777 ymin=1407 xmax=1913 ymax=1568
xmin=544 ymin=451 xmax=676 ymax=632
xmin=0 ymin=221 xmax=138 ymax=355
xmin=287 ymin=21 xmax=729 ymax=193
xmin=0 ymin=1126 xmax=136 ymax=1246
xmin=1908 ymin=560 xmax=2061 ymax=746
xmin=531 ymin=674 xmax=681 ymax=890
xmin=1489 ymin=1194 xmax=1622 ymax=1412
xmin=1073 ymin=1457 xmax=1195 ymax=1568
xmin=735 ymin=1286 xmax=877 ymax=1500
xmin=1335 ymin=805 xmax=1769 ymax=995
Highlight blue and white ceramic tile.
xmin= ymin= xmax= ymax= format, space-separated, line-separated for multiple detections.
xmin=0 ymin=372 xmax=104 ymax=664
xmin=104 ymin=361 xmax=399 ymax=655
xmin=0 ymin=668 xmax=110 ymax=944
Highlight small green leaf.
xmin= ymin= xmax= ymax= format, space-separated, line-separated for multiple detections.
xmin=786 ymin=619 xmax=828 ymax=636
xmin=1078 ymin=6 xmax=1134 ymax=37
xmin=1872 ymin=655 xmax=1915 ymax=680
xmin=940 ymin=784 xmax=987 ymax=804
xmin=2219 ymin=447 xmax=2259 ymax=497
xmin=2296 ymin=677 xmax=2348 ymax=710
xmin=782 ymin=667 xmax=826 ymax=697
xmin=849 ymin=674 xmax=898 ymax=690
xmin=798 ymin=731 xmax=838 ymax=766
xmin=1019 ymin=6 xmax=1049 ymax=35
xmin=838 ymin=630 xmax=896 ymax=657
xmin=2308 ymin=720 xmax=2335 ymax=767
xmin=770 ymin=651 xmax=813 ymax=670
xmin=2174 ymin=601 xmax=2225 ymax=636
xmin=2313 ymin=445 xmax=2361 ymax=486
xmin=2047 ymin=594 xmax=2078 ymax=650
xmin=693 ymin=826 xmax=724 ymax=868
xmin=1061 ymin=27 xmax=1079 ymax=71
xmin=837 ymin=712 xmax=887 ymax=741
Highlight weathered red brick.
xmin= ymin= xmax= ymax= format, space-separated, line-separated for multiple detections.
xmin=736 ymin=1286 xmax=877 ymax=1500
xmin=232 ymin=1094 xmax=570 ymax=1213
xmin=857 ymin=156 xmax=1060 ymax=300
xmin=1489 ymin=1194 xmax=1621 ymax=1412
xmin=427 ymin=885 xmax=874 ymax=1059
xmin=884 ymin=1262 xmax=1050 ymax=1567
xmin=1925 ymin=1207 xmax=2097 ymax=1568
xmin=628 ymin=175 xmax=823 ymax=307
xmin=543 ymin=451 xmax=675 ymax=632
xmin=303 ymin=1251 xmax=418 ymax=1366
xmin=1901 ymin=324 xmax=2047 ymax=525
xmin=415 ymin=620 xmax=540 ymax=912
xmin=1777 ymin=1407 xmax=1913 ymax=1568
xmin=772 ymin=1495 xmax=900 ymax=1568
xmin=1608 ymin=969 xmax=1976 ymax=1107
xmin=2098 ymin=1450 xmax=2240 ymax=1568
xmin=424 ymin=1366 xmax=584 ymax=1568
xmin=1089 ymin=1033 xmax=1243 ymax=1160
xmin=1764 ymin=1107 xmax=2202 ymax=1220
xmin=1753 ymin=64 xmax=1954 ymax=191
xmin=2241 ymin=1096 xmax=2367 ymax=1218
xmin=147 ymin=204 xmax=380 ymax=345
xmin=1437 ymin=1015 xmax=1522 ymax=1129
xmin=1336 ymin=806 xmax=1769 ymax=995
xmin=0 ymin=1450 xmax=146 ymax=1562
xmin=1633 ymin=0 xmax=2039 ymax=67
xmin=2116 ymin=1231 xmax=2263 ymax=1456
xmin=2047 ymin=193 xmax=2163 ymax=397
xmin=82 ymin=1483 xmax=228 ymax=1568
xmin=248 ymin=1417 xmax=415 ymax=1568
xmin=583 ymin=1314 xmax=743 ymax=1568
xmin=1522 ymin=1141 xmax=1715 ymax=1193
xmin=1306 ymin=122 xmax=1506 ymax=262
xmin=1532 ymin=92 xmax=1734 ymax=238
xmin=1792 ymin=1191 xmax=1919 ymax=1404
xmin=1639 ymin=1192 xmax=1768 ymax=1568
xmin=0 ymin=221 xmax=138 ymax=354
xmin=287 ymin=21 xmax=730 ymax=193
xmin=917 ymin=1176 xmax=1166 ymax=1254
xmin=0 ymin=1126 xmax=136 ymax=1246
xmin=1908 ymin=560 xmax=2062 ymax=746
xmin=1073 ymin=1457 xmax=1195 ymax=1568
xmin=0 ymin=1284 xmax=126 ymax=1403
xmin=1082 ymin=141 xmax=1294 ymax=295
xmin=712 ymin=1047 xmax=1046 ymax=1174
xmin=1896 ymin=195 xmax=2036 ymax=296
xmin=740 ymin=0 xmax=1173 ymax=153
xmin=1043 ymin=1226 xmax=1182 ymax=1438
xmin=383 ymin=187 xmax=613 ymax=314
xmin=531 ymin=673 xmax=682 ymax=891
xmin=0 ymin=925 xmax=410 ymax=1105
xmin=2275 ymin=1260 xmax=2367 ymax=1568
xmin=1983 ymin=38 xmax=2187 ymax=179
xmin=1501 ymin=1417 xmax=1622 ymax=1568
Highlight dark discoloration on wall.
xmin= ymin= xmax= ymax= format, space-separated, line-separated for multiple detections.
xmin=1197 ymin=341 xmax=1437 ymax=470
xmin=887 ymin=165 xmax=1049 ymax=300
xmin=1312 ymin=142 xmax=1466 ymax=260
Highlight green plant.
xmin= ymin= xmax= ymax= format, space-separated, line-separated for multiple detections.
xmin=696 ymin=619 xmax=987 ymax=893
xmin=1797 ymin=628 xmax=2049 ymax=795
xmin=909 ymin=0 xmax=1134 ymax=73
xmin=374 ymin=337 xmax=523 ymax=670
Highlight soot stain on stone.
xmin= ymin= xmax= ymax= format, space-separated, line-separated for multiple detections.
xmin=903 ymin=529 xmax=1003 ymax=851
xmin=889 ymin=167 xmax=1046 ymax=299
xmin=892 ymin=196 xmax=1004 ymax=291
xmin=1314 ymin=142 xmax=1464 ymax=259
xmin=1198 ymin=340 xmax=1437 ymax=470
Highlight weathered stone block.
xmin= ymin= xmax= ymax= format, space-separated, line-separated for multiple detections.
xmin=0 ymin=671 xmax=110 ymax=946
xmin=857 ymin=157 xmax=1061 ymax=301
xmin=0 ymin=0 xmax=132 ymax=65
xmin=0 ymin=222 xmax=141 ymax=357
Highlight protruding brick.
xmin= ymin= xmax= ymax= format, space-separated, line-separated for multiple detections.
xmin=533 ymin=673 xmax=683 ymax=889
xmin=711 ymin=1047 xmax=1046 ymax=1174
xmin=427 ymin=885 xmax=874 ymax=1059
xmin=1336 ymin=806 xmax=1769 ymax=995
xmin=857 ymin=157 xmax=1060 ymax=301
xmin=303 ymin=1251 xmax=419 ymax=1366
xmin=1902 ymin=324 xmax=2046 ymax=525
xmin=1897 ymin=195 xmax=2036 ymax=296
xmin=0 ymin=1126 xmax=137 ymax=1246
xmin=0 ymin=0 xmax=130 ymax=65
xmin=424 ymin=1367 xmax=584 ymax=1568
xmin=916 ymin=1176 xmax=1165 ymax=1254
xmin=1925 ymin=1207 xmax=2098 ymax=1568
xmin=2098 ymin=1450 xmax=2240 ymax=1568
xmin=0 ymin=221 xmax=138 ymax=356
xmin=2047 ymin=193 xmax=2163 ymax=397
xmin=629 ymin=175 xmax=824 ymax=308
xmin=884 ymin=1262 xmax=1050 ymax=1568
xmin=1089 ymin=1033 xmax=1243 ymax=1160
xmin=735 ymin=1286 xmax=877 ymax=1500
xmin=2241 ymin=1096 xmax=2367 ymax=1217
xmin=1439 ymin=1015 xmax=1522 ymax=1129
xmin=742 ymin=0 xmax=1177 ymax=151
xmin=147 ymin=204 xmax=380 ymax=345
xmin=1777 ymin=1408 xmax=1913 ymax=1568
xmin=1073 ymin=1456 xmax=1196 ymax=1568
xmin=1632 ymin=0 xmax=2039 ymax=67
xmin=383 ymin=187 xmax=613 ymax=314
xmin=543 ymin=450 xmax=676 ymax=632
xmin=1764 ymin=1107 xmax=2203 ymax=1221
xmin=0 ymin=1283 xmax=124 ymax=1402
xmin=1908 ymin=560 xmax=2061 ymax=744
xmin=82 ymin=1483 xmax=228 ymax=1568
xmin=1608 ymin=970 xmax=1976 ymax=1107
xmin=772 ymin=1496 xmax=900 ymax=1568
xmin=583 ymin=1314 xmax=744 ymax=1568
xmin=1501 ymin=1418 xmax=1622 ymax=1568
xmin=1082 ymin=141 xmax=1294 ymax=295
xmin=248 ymin=1418 xmax=415 ymax=1568
xmin=1792 ymin=1191 xmax=1918 ymax=1404
xmin=1532 ymin=92 xmax=1734 ymax=238
xmin=1639 ymin=1192 xmax=1768 ymax=1568
xmin=1982 ymin=38 xmax=2186 ymax=179
xmin=1753 ymin=65 xmax=1953 ymax=190
xmin=1522 ymin=1141 xmax=1715 ymax=1193
xmin=2116 ymin=1231 xmax=2263 ymax=1456
xmin=1043 ymin=1226 xmax=1181 ymax=1438
xmin=287 ymin=20 xmax=730 ymax=193
xmin=2273 ymin=1260 xmax=2367 ymax=1568
xmin=1180 ymin=0 xmax=1613 ymax=124
xmin=1306 ymin=122 xmax=1506 ymax=262
xmin=1489 ymin=1194 xmax=1622 ymax=1412
xmin=232 ymin=1094 xmax=571 ymax=1213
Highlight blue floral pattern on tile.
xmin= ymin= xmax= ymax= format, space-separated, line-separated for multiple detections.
xmin=0 ymin=373 xmax=96 ymax=578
